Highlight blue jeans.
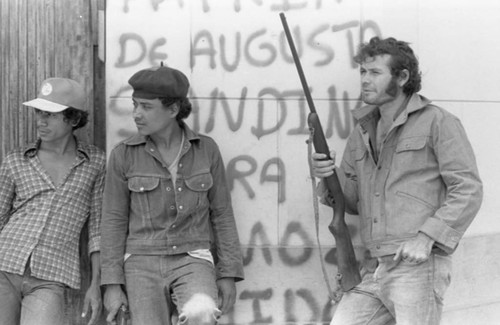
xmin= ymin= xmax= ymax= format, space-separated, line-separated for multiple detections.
xmin=0 ymin=268 xmax=65 ymax=325
xmin=124 ymin=254 xmax=220 ymax=325
xmin=331 ymin=254 xmax=452 ymax=325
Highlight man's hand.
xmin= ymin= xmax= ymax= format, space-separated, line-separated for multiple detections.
xmin=82 ymin=283 xmax=102 ymax=325
xmin=216 ymin=278 xmax=236 ymax=315
xmin=311 ymin=151 xmax=336 ymax=178
xmin=394 ymin=232 xmax=435 ymax=264
xmin=103 ymin=284 xmax=128 ymax=325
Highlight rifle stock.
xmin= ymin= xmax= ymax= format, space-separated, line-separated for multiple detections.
xmin=280 ymin=12 xmax=361 ymax=291
xmin=308 ymin=113 xmax=361 ymax=291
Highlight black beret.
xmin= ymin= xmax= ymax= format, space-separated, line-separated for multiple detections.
xmin=128 ymin=65 xmax=189 ymax=100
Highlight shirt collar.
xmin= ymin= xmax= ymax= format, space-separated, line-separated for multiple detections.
xmin=353 ymin=93 xmax=432 ymax=131
xmin=24 ymin=137 xmax=90 ymax=160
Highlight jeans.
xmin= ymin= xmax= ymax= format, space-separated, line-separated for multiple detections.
xmin=124 ymin=254 xmax=220 ymax=325
xmin=331 ymin=254 xmax=452 ymax=325
xmin=0 ymin=268 xmax=65 ymax=325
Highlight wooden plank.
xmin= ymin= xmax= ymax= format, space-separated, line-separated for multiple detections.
xmin=93 ymin=46 xmax=107 ymax=151
xmin=92 ymin=0 xmax=106 ymax=150
xmin=44 ymin=0 xmax=55 ymax=77
xmin=53 ymin=0 xmax=66 ymax=77
xmin=90 ymin=0 xmax=99 ymax=46
xmin=35 ymin=0 xmax=47 ymax=106
xmin=8 ymin=0 xmax=19 ymax=150
xmin=0 ymin=0 xmax=8 ymax=159
xmin=79 ymin=0 xmax=95 ymax=145
xmin=17 ymin=0 xmax=29 ymax=146
xmin=26 ymin=0 xmax=37 ymax=141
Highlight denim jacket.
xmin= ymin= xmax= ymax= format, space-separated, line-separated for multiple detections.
xmin=100 ymin=123 xmax=244 ymax=285
xmin=332 ymin=94 xmax=482 ymax=257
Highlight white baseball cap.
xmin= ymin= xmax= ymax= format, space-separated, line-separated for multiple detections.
xmin=23 ymin=78 xmax=87 ymax=112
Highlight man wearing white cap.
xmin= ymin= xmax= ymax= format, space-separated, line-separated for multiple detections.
xmin=0 ymin=78 xmax=105 ymax=325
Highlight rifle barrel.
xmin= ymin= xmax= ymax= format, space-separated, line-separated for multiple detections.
xmin=279 ymin=12 xmax=317 ymax=114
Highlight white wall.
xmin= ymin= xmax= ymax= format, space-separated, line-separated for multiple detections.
xmin=105 ymin=0 xmax=500 ymax=323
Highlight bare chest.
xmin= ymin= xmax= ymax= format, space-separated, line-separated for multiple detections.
xmin=38 ymin=152 xmax=76 ymax=185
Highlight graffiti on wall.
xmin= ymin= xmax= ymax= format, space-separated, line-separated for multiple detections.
xmin=107 ymin=0 xmax=381 ymax=323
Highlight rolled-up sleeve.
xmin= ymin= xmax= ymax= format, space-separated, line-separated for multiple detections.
xmin=88 ymin=160 xmax=106 ymax=254
xmin=0 ymin=157 xmax=15 ymax=232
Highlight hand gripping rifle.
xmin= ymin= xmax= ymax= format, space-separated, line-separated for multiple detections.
xmin=279 ymin=13 xmax=361 ymax=292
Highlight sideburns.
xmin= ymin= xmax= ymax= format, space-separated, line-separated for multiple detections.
xmin=385 ymin=76 xmax=399 ymax=97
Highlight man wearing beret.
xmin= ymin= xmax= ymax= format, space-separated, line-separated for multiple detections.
xmin=0 ymin=78 xmax=105 ymax=325
xmin=100 ymin=64 xmax=244 ymax=325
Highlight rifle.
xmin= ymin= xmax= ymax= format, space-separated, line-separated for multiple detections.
xmin=279 ymin=12 xmax=361 ymax=292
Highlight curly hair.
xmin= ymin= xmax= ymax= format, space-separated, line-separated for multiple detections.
xmin=159 ymin=97 xmax=192 ymax=122
xmin=354 ymin=37 xmax=422 ymax=95
xmin=62 ymin=107 xmax=89 ymax=130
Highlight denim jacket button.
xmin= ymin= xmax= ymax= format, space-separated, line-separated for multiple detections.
xmin=179 ymin=205 xmax=183 ymax=210
xmin=173 ymin=246 xmax=177 ymax=250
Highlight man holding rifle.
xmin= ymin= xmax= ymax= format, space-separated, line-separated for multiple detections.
xmin=312 ymin=37 xmax=482 ymax=324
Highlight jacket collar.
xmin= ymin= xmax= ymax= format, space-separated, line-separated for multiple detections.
xmin=353 ymin=93 xmax=432 ymax=131
xmin=123 ymin=121 xmax=201 ymax=147
xmin=24 ymin=137 xmax=90 ymax=160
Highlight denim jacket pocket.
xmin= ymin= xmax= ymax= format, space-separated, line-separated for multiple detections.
xmin=185 ymin=172 xmax=213 ymax=209
xmin=395 ymin=136 xmax=427 ymax=153
xmin=394 ymin=136 xmax=429 ymax=171
xmin=128 ymin=176 xmax=162 ymax=215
